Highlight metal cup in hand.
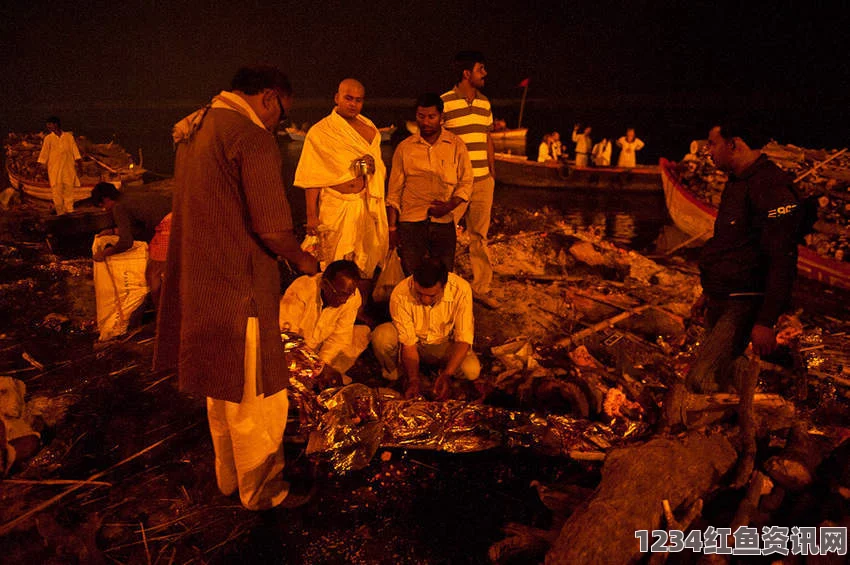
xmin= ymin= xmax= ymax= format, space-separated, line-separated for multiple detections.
xmin=355 ymin=159 xmax=369 ymax=177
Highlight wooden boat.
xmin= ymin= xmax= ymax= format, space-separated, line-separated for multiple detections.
xmin=491 ymin=128 xmax=528 ymax=142
xmin=494 ymin=152 xmax=662 ymax=192
xmin=491 ymin=128 xmax=527 ymax=154
xmin=7 ymin=167 xmax=96 ymax=201
xmin=5 ymin=133 xmax=144 ymax=202
xmin=660 ymin=157 xmax=850 ymax=290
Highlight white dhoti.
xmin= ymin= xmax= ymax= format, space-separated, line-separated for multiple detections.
xmin=295 ymin=110 xmax=388 ymax=278
xmin=318 ymin=188 xmax=380 ymax=276
xmin=38 ymin=131 xmax=81 ymax=216
xmin=206 ymin=317 xmax=290 ymax=510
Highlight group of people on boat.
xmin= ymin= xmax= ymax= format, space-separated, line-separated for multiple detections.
xmin=537 ymin=125 xmax=645 ymax=168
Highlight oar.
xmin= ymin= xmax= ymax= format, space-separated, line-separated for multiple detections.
xmin=87 ymin=154 xmax=119 ymax=174
xmin=794 ymin=148 xmax=847 ymax=183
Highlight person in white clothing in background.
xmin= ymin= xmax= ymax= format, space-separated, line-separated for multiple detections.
xmin=592 ymin=137 xmax=612 ymax=166
xmin=37 ymin=116 xmax=82 ymax=215
xmin=572 ymin=124 xmax=592 ymax=167
xmin=616 ymin=128 xmax=645 ymax=168
xmin=537 ymin=133 xmax=554 ymax=162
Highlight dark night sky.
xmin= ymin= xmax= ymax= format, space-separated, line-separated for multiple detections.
xmin=2 ymin=0 xmax=849 ymax=166
xmin=2 ymin=1 xmax=848 ymax=105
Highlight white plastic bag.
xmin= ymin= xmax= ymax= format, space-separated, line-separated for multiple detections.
xmin=372 ymin=250 xmax=404 ymax=302
xmin=300 ymin=234 xmax=320 ymax=255
xmin=92 ymin=235 xmax=149 ymax=341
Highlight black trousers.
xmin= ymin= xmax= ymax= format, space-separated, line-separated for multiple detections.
xmin=398 ymin=220 xmax=457 ymax=276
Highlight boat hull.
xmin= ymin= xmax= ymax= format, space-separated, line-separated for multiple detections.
xmin=659 ymin=157 xmax=850 ymax=290
xmin=491 ymin=128 xmax=527 ymax=154
xmin=7 ymin=169 xmax=103 ymax=202
xmin=495 ymin=153 xmax=661 ymax=191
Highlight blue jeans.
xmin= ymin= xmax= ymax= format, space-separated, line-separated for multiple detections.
xmin=685 ymin=296 xmax=761 ymax=393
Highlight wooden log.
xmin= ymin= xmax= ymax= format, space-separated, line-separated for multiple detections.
xmin=662 ymin=384 xmax=796 ymax=432
xmin=731 ymin=356 xmax=759 ymax=488
xmin=530 ymin=480 xmax=595 ymax=518
xmin=489 ymin=523 xmax=559 ymax=564
xmin=545 ymin=432 xmax=738 ymax=565
xmin=763 ymin=423 xmax=830 ymax=491
xmin=556 ymin=305 xmax=652 ymax=349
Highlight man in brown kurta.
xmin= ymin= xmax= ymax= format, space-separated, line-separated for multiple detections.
xmin=155 ymin=66 xmax=317 ymax=510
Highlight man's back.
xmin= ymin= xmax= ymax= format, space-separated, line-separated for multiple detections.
xmin=157 ymin=107 xmax=294 ymax=402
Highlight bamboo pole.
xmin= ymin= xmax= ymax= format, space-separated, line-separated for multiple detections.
xmin=2 ymin=479 xmax=111 ymax=487
xmin=517 ymin=84 xmax=529 ymax=129
xmin=556 ymin=305 xmax=652 ymax=348
xmin=794 ymin=148 xmax=847 ymax=183
xmin=0 ymin=423 xmax=198 ymax=536
xmin=663 ymin=228 xmax=713 ymax=256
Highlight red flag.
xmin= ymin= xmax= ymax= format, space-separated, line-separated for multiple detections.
xmin=518 ymin=78 xmax=530 ymax=88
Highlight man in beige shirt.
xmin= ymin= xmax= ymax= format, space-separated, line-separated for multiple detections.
xmin=387 ymin=93 xmax=473 ymax=275
xmin=371 ymin=257 xmax=480 ymax=399
xmin=279 ymin=260 xmax=369 ymax=378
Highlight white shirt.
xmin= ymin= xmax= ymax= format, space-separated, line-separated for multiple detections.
xmin=389 ymin=273 xmax=474 ymax=346
xmin=572 ymin=131 xmax=592 ymax=154
xmin=616 ymin=136 xmax=645 ymax=167
xmin=37 ymin=131 xmax=81 ymax=187
xmin=537 ymin=141 xmax=553 ymax=162
xmin=592 ymin=140 xmax=612 ymax=166
xmin=279 ymin=274 xmax=361 ymax=364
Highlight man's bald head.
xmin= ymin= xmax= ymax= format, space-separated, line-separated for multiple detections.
xmin=334 ymin=78 xmax=365 ymax=120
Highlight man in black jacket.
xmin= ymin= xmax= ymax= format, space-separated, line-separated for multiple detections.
xmin=686 ymin=124 xmax=801 ymax=393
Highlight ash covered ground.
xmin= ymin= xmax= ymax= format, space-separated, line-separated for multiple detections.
xmin=2 ymin=189 xmax=850 ymax=564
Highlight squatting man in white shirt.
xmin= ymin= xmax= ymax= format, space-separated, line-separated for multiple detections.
xmin=279 ymin=259 xmax=370 ymax=382
xmin=371 ymin=257 xmax=481 ymax=400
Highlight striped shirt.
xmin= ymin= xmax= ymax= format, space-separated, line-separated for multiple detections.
xmin=441 ymin=87 xmax=493 ymax=181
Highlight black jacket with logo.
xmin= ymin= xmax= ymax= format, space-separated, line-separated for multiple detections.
xmin=699 ymin=154 xmax=800 ymax=327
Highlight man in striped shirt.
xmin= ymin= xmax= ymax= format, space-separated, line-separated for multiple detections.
xmin=441 ymin=51 xmax=497 ymax=302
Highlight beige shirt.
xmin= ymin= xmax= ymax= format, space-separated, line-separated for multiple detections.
xmin=387 ymin=128 xmax=473 ymax=223
xmin=279 ymin=274 xmax=361 ymax=364
xmin=389 ymin=273 xmax=474 ymax=346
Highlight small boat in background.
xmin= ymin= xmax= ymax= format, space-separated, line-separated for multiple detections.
xmin=4 ymin=132 xmax=145 ymax=202
xmin=491 ymin=128 xmax=528 ymax=154
xmin=495 ymin=152 xmax=661 ymax=192
xmin=283 ymin=125 xmax=397 ymax=143
xmin=283 ymin=127 xmax=307 ymax=141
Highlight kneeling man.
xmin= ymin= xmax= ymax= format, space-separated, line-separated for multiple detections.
xmin=371 ymin=257 xmax=480 ymax=399
xmin=279 ymin=260 xmax=369 ymax=377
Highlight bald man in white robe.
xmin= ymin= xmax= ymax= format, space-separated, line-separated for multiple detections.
xmin=294 ymin=79 xmax=389 ymax=279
